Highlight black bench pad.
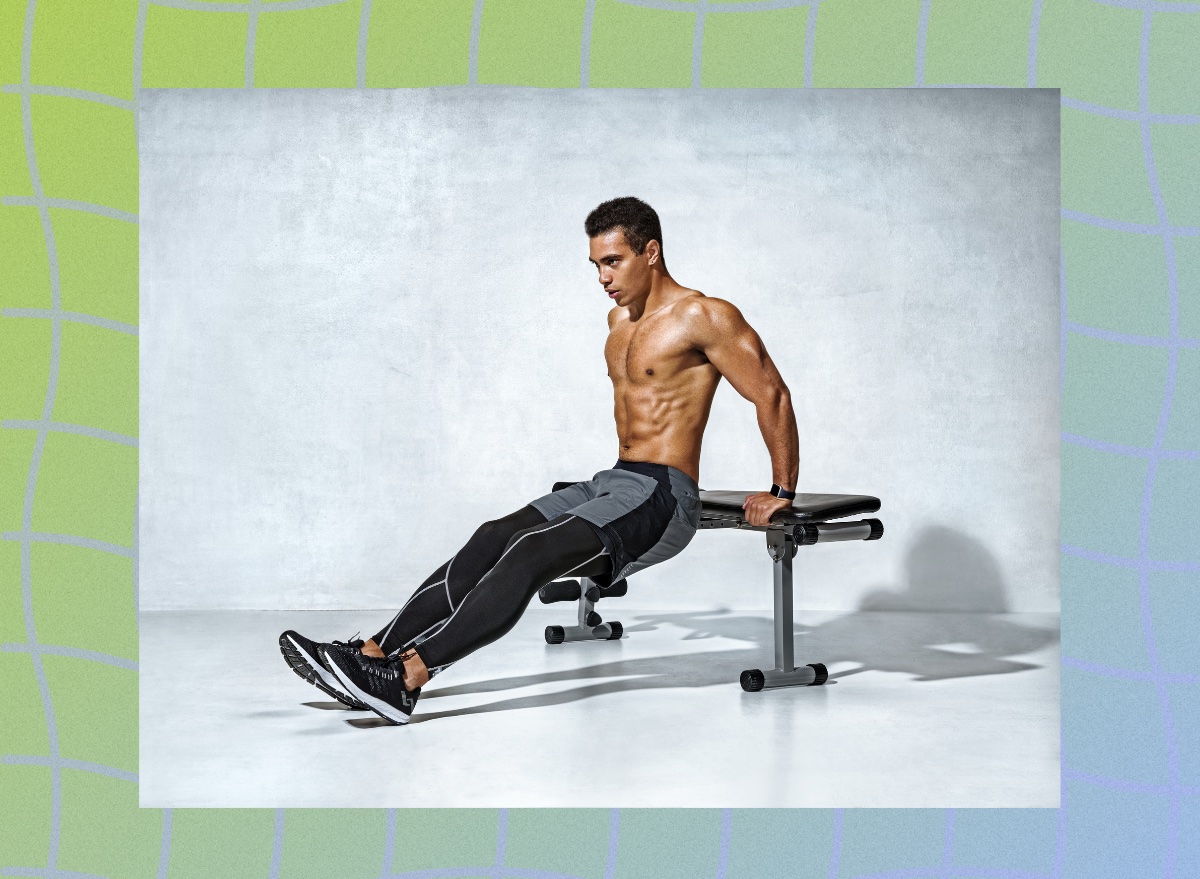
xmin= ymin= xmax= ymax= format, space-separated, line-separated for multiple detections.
xmin=699 ymin=491 xmax=880 ymax=525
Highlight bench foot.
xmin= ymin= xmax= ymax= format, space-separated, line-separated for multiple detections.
xmin=740 ymin=662 xmax=828 ymax=691
xmin=545 ymin=621 xmax=623 ymax=644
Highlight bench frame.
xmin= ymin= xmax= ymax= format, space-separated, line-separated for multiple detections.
xmin=542 ymin=488 xmax=883 ymax=691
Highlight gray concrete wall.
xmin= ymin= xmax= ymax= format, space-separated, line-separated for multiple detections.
xmin=140 ymin=88 xmax=1060 ymax=613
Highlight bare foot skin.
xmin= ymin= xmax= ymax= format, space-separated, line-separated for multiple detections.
xmin=399 ymin=649 xmax=430 ymax=689
xmin=360 ymin=640 xmax=429 ymax=687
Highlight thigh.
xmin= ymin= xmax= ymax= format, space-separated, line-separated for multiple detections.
xmin=484 ymin=504 xmax=549 ymax=537
xmin=438 ymin=505 xmax=549 ymax=609
xmin=559 ymin=550 xmax=612 ymax=581
xmin=526 ymin=480 xmax=597 ymax=523
xmin=465 ymin=504 xmax=550 ymax=559
xmin=495 ymin=513 xmax=609 ymax=583
xmin=616 ymin=514 xmax=697 ymax=582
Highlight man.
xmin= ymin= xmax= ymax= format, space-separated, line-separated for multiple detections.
xmin=280 ymin=196 xmax=800 ymax=724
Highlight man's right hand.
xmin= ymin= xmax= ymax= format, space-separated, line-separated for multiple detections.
xmin=742 ymin=492 xmax=794 ymax=527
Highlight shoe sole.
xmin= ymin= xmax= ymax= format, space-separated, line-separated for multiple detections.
xmin=279 ymin=633 xmax=367 ymax=710
xmin=321 ymin=647 xmax=413 ymax=725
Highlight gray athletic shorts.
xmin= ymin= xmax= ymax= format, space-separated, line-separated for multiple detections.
xmin=528 ymin=459 xmax=702 ymax=585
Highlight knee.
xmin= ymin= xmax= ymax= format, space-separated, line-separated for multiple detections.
xmin=475 ymin=518 xmax=501 ymax=537
xmin=501 ymin=522 xmax=552 ymax=556
xmin=474 ymin=517 xmax=512 ymax=545
xmin=476 ymin=507 xmax=545 ymax=547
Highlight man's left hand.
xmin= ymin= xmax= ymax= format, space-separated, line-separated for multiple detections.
xmin=742 ymin=492 xmax=794 ymax=527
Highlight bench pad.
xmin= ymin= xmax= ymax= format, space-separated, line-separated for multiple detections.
xmin=699 ymin=491 xmax=880 ymax=524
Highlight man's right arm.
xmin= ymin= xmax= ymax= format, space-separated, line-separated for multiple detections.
xmin=687 ymin=298 xmax=799 ymax=526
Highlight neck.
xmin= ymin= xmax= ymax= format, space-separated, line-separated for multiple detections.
xmin=627 ymin=266 xmax=681 ymax=321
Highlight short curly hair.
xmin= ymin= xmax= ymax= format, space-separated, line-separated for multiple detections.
xmin=584 ymin=197 xmax=663 ymax=256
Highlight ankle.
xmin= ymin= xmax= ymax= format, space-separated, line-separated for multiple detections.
xmin=399 ymin=649 xmax=430 ymax=689
xmin=360 ymin=639 xmax=386 ymax=659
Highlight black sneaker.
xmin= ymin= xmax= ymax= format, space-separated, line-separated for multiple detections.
xmin=279 ymin=630 xmax=370 ymax=710
xmin=322 ymin=645 xmax=420 ymax=725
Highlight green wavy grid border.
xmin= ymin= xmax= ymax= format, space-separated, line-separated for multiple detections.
xmin=1 ymin=0 xmax=1196 ymax=877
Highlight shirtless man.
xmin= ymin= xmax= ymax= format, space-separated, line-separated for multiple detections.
xmin=279 ymin=196 xmax=800 ymax=724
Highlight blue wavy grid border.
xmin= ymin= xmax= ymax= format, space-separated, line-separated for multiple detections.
xmin=0 ymin=0 xmax=1196 ymax=876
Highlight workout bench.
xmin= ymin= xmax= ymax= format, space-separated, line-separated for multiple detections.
xmin=539 ymin=487 xmax=883 ymax=692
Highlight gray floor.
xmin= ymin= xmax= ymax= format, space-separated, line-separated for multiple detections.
xmin=140 ymin=606 xmax=1060 ymax=808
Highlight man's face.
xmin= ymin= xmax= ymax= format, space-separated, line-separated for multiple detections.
xmin=588 ymin=228 xmax=655 ymax=309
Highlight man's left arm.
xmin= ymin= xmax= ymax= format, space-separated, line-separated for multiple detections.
xmin=689 ymin=298 xmax=799 ymax=527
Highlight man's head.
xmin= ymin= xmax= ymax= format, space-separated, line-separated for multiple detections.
xmin=585 ymin=197 xmax=663 ymax=256
xmin=585 ymin=197 xmax=665 ymax=308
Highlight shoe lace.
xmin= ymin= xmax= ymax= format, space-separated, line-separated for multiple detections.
xmin=331 ymin=632 xmax=365 ymax=650
xmin=359 ymin=654 xmax=397 ymax=679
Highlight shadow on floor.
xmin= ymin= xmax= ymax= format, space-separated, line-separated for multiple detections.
xmin=384 ymin=607 xmax=1057 ymax=724
xmin=348 ymin=523 xmax=1059 ymax=725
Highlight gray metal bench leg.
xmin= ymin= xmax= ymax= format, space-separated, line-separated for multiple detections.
xmin=740 ymin=530 xmax=828 ymax=691
xmin=544 ymin=576 xmax=624 ymax=644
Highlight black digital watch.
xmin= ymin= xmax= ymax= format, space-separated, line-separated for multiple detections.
xmin=770 ymin=484 xmax=796 ymax=501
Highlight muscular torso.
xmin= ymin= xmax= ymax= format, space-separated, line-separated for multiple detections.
xmin=605 ymin=292 xmax=721 ymax=484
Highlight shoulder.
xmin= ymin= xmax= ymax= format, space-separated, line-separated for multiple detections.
xmin=607 ymin=305 xmax=624 ymax=330
xmin=679 ymin=295 xmax=749 ymax=340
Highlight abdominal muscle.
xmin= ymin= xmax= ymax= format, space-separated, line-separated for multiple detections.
xmin=614 ymin=371 xmax=718 ymax=484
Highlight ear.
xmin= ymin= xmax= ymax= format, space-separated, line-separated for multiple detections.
xmin=645 ymin=239 xmax=661 ymax=265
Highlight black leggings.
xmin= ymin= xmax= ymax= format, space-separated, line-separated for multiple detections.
xmin=370 ymin=506 xmax=610 ymax=671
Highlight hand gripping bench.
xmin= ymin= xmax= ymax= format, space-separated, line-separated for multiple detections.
xmin=539 ymin=487 xmax=883 ymax=691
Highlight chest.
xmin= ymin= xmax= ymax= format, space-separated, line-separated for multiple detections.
xmin=605 ymin=317 xmax=698 ymax=382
